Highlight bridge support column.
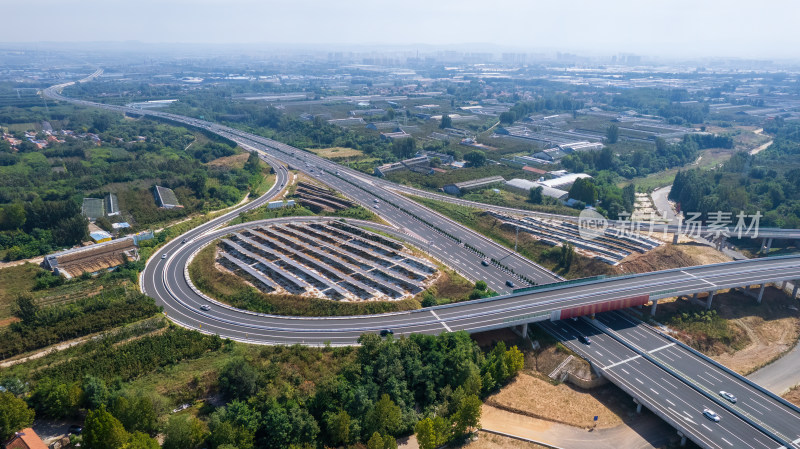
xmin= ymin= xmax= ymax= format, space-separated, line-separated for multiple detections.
xmin=761 ymin=237 xmax=773 ymax=254
xmin=706 ymin=291 xmax=715 ymax=310
xmin=677 ymin=431 xmax=687 ymax=447
xmin=633 ymin=398 xmax=642 ymax=414
xmin=758 ymin=284 xmax=766 ymax=304
xmin=793 ymin=281 xmax=799 ymax=299
xmin=650 ymin=299 xmax=659 ymax=316
xmin=672 ymin=233 xmax=679 ymax=244
xmin=511 ymin=323 xmax=528 ymax=339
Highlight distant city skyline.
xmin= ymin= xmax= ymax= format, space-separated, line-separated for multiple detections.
xmin=3 ymin=0 xmax=800 ymax=60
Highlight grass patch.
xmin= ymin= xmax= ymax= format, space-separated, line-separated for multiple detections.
xmin=308 ymin=146 xmax=364 ymax=159
xmin=654 ymin=300 xmax=749 ymax=355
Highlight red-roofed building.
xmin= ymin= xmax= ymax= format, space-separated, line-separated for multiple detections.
xmin=5 ymin=428 xmax=48 ymax=449
xmin=522 ymin=166 xmax=547 ymax=175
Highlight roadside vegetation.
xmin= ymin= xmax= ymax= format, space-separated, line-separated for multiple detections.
xmin=0 ymin=322 xmax=525 ymax=449
xmin=406 ymin=195 xmax=614 ymax=278
xmin=0 ymin=106 xmax=273 ymax=261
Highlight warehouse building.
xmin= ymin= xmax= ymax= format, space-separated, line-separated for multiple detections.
xmin=443 ymin=176 xmax=505 ymax=195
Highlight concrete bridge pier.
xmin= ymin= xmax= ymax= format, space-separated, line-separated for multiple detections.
xmin=650 ymin=299 xmax=659 ymax=316
xmin=757 ymin=284 xmax=766 ymax=304
xmin=677 ymin=431 xmax=687 ymax=447
xmin=672 ymin=233 xmax=679 ymax=244
xmin=706 ymin=290 xmax=715 ymax=310
xmin=633 ymin=398 xmax=642 ymax=414
xmin=761 ymin=237 xmax=773 ymax=254
xmin=511 ymin=322 xmax=528 ymax=339
xmin=793 ymin=281 xmax=800 ymax=299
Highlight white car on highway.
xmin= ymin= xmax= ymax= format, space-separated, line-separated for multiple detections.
xmin=703 ymin=408 xmax=721 ymax=422
xmin=719 ymin=391 xmax=737 ymax=403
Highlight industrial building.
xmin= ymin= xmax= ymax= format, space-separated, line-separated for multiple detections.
xmin=154 ymin=186 xmax=182 ymax=209
xmin=44 ymin=237 xmax=139 ymax=278
xmin=504 ymin=178 xmax=569 ymax=202
xmin=374 ymin=155 xmax=431 ymax=176
xmin=105 ymin=193 xmax=120 ymax=216
xmin=443 ymin=176 xmax=505 ymax=195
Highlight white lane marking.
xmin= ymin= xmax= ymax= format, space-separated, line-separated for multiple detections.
xmin=742 ymin=402 xmax=764 ymax=416
xmin=666 ymin=399 xmax=676 ymax=407
xmin=701 ymin=423 xmax=713 ymax=432
xmin=429 ymin=310 xmax=452 ymax=332
xmin=620 ymin=368 xmax=630 ymax=375
xmin=681 ymin=270 xmax=697 ymax=278
xmin=650 ymin=388 xmax=659 ymax=395
xmin=603 ymin=355 xmax=641 ymax=369
xmin=704 ymin=371 xmax=724 ymax=384
xmin=635 ymin=377 xmax=644 ymax=385
xmin=595 ymin=350 xmax=603 ymax=357
xmin=722 ymin=437 xmax=733 ymax=446
xmin=649 ymin=342 xmax=676 ymax=353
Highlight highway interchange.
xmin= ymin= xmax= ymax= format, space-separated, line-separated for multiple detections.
xmin=44 ymin=77 xmax=800 ymax=449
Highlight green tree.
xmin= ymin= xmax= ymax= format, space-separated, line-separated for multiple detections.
xmin=414 ymin=418 xmax=438 ymax=449
xmin=123 ymin=432 xmax=159 ymax=449
xmin=163 ymin=415 xmax=208 ymax=449
xmin=528 ymin=186 xmax=543 ymax=204
xmin=452 ymin=394 xmax=481 ymax=437
xmin=29 ymin=379 xmax=81 ymax=418
xmin=364 ymin=394 xmax=401 ymax=436
xmin=81 ymin=376 xmax=110 ymax=410
xmin=244 ymin=151 xmax=261 ymax=175
xmin=109 ymin=394 xmax=158 ymax=435
xmin=84 ymin=406 xmax=129 ymax=449
xmin=568 ymin=178 xmax=598 ymax=205
xmin=218 ymin=358 xmax=259 ymax=400
xmin=475 ymin=280 xmax=488 ymax=291
xmin=391 ymin=138 xmax=416 ymax=159
xmin=0 ymin=391 xmax=35 ymax=441
xmin=324 ymin=409 xmax=351 ymax=446
xmin=440 ymin=114 xmax=452 ymax=129
xmin=606 ymin=124 xmax=619 ymax=144
xmin=13 ymin=295 xmax=38 ymax=324
xmin=463 ymin=150 xmax=486 ymax=167
xmin=0 ymin=203 xmax=26 ymax=230
xmin=366 ymin=432 xmax=396 ymax=449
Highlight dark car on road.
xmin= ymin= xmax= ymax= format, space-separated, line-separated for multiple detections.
xmin=578 ymin=335 xmax=591 ymax=345
xmin=506 ymin=280 xmax=515 ymax=288
xmin=380 ymin=329 xmax=394 ymax=337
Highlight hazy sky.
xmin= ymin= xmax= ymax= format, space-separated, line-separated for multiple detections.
xmin=3 ymin=0 xmax=799 ymax=58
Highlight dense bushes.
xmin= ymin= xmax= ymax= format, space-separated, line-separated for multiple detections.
xmin=0 ymin=289 xmax=160 ymax=359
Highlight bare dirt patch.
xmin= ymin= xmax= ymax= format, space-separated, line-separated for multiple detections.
xmin=465 ymin=430 xmax=549 ymax=449
xmin=485 ymin=373 xmax=631 ymax=429
xmin=709 ymin=287 xmax=800 ymax=374
xmin=784 ymin=385 xmax=800 ymax=407
xmin=654 ymin=287 xmax=800 ymax=374
xmin=616 ymin=243 xmax=731 ymax=274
